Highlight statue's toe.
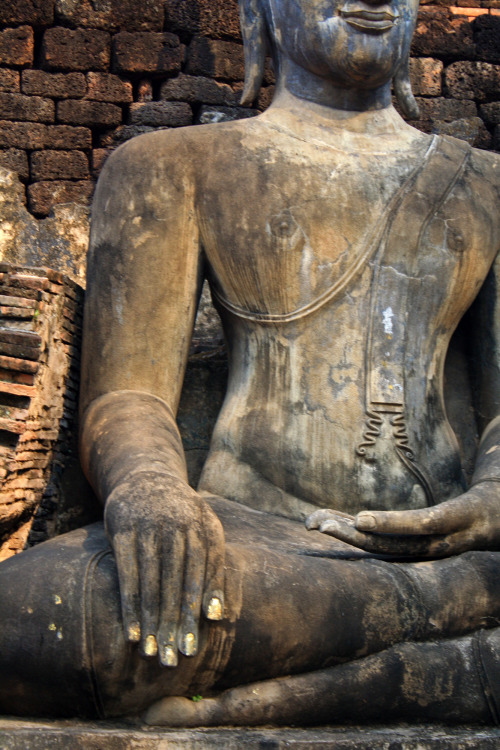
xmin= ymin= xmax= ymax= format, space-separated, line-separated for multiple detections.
xmin=144 ymin=696 xmax=218 ymax=727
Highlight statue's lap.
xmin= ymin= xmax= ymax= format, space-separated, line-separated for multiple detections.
xmin=2 ymin=495 xmax=500 ymax=719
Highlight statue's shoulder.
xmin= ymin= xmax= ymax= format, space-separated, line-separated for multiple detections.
xmin=435 ymin=134 xmax=500 ymax=188
xmin=103 ymin=126 xmax=199 ymax=176
xmin=464 ymin=143 xmax=500 ymax=246
xmin=437 ymin=136 xmax=500 ymax=221
xmin=104 ymin=118 xmax=259 ymax=181
xmin=466 ymin=140 xmax=500 ymax=194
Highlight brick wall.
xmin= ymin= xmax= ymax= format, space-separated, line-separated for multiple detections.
xmin=0 ymin=0 xmax=499 ymax=217
xmin=0 ymin=264 xmax=91 ymax=559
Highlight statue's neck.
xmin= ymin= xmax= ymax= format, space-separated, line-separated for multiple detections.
xmin=277 ymin=58 xmax=393 ymax=113
xmin=263 ymin=87 xmax=426 ymax=155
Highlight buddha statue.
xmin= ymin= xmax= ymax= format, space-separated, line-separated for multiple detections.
xmin=1 ymin=0 xmax=500 ymax=726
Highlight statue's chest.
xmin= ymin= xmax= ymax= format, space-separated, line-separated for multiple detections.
xmin=200 ymin=137 xmax=495 ymax=325
xmin=202 ymin=167 xmax=408 ymax=319
xmin=203 ymin=183 xmax=486 ymax=326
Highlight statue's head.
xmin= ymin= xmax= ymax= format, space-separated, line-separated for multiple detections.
xmin=240 ymin=0 xmax=420 ymax=117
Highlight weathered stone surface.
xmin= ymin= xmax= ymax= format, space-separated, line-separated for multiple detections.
xmin=479 ymin=101 xmax=500 ymax=124
xmin=256 ymin=85 xmax=275 ymax=110
xmin=55 ymin=0 xmax=164 ymax=32
xmin=186 ymin=38 xmax=245 ymax=81
xmin=42 ymin=27 xmax=111 ymax=72
xmin=112 ymin=32 xmax=182 ymax=74
xmin=0 ymin=94 xmax=54 ymax=124
xmin=0 ymin=149 xmax=28 ymax=180
xmin=49 ymin=0 xmax=500 ymax=715
xmin=30 ymin=150 xmax=89 ymax=181
xmin=0 ymin=0 xmax=54 ymax=25
xmin=1 ymin=0 xmax=500 ymax=728
xmin=91 ymin=148 xmax=110 ymax=178
xmin=0 ymin=70 xmax=20 ymax=94
xmin=57 ymin=100 xmax=122 ymax=128
xmin=160 ymin=74 xmax=239 ymax=106
xmin=0 ymin=720 xmax=500 ymax=750
xmin=0 ymin=169 xmax=89 ymax=283
xmin=21 ymin=71 xmax=86 ymax=99
xmin=445 ymin=61 xmax=500 ymax=101
xmin=128 ymin=101 xmax=192 ymax=127
xmin=474 ymin=14 xmax=500 ymax=64
xmin=412 ymin=9 xmax=475 ymax=58
xmin=410 ymin=57 xmax=443 ymax=96
xmin=164 ymin=0 xmax=241 ymax=40
xmin=99 ymin=124 xmax=161 ymax=147
xmin=432 ymin=116 xmax=491 ymax=147
xmin=0 ymin=265 xmax=88 ymax=559
xmin=0 ymin=27 xmax=34 ymax=68
xmin=231 ymin=80 xmax=276 ymax=112
xmin=0 ymin=121 xmax=46 ymax=150
xmin=27 ymin=180 xmax=94 ymax=217
xmin=196 ymin=104 xmax=259 ymax=124
xmin=413 ymin=95 xmax=478 ymax=131
xmin=0 ymin=122 xmax=91 ymax=150
xmin=45 ymin=125 xmax=92 ymax=150
xmin=85 ymin=72 xmax=133 ymax=104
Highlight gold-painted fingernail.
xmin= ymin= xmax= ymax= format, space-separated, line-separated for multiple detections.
xmin=206 ymin=597 xmax=223 ymax=621
xmin=160 ymin=645 xmax=178 ymax=667
xmin=127 ymin=623 xmax=141 ymax=642
xmin=143 ymin=634 xmax=158 ymax=657
xmin=182 ymin=632 xmax=197 ymax=656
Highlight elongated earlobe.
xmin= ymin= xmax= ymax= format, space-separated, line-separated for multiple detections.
xmin=240 ymin=0 xmax=269 ymax=106
xmin=393 ymin=56 xmax=420 ymax=120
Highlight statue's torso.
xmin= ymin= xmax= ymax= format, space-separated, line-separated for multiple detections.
xmin=189 ymin=118 xmax=500 ymax=519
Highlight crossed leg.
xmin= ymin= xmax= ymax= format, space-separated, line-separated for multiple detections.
xmin=1 ymin=495 xmax=500 ymax=721
xmin=146 ymin=629 xmax=500 ymax=726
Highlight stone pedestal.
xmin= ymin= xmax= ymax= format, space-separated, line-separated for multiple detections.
xmin=0 ymin=719 xmax=499 ymax=749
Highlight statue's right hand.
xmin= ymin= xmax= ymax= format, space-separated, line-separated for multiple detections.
xmin=104 ymin=470 xmax=225 ymax=667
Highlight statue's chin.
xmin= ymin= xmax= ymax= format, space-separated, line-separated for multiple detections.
xmin=339 ymin=55 xmax=398 ymax=88
xmin=314 ymin=18 xmax=405 ymax=88
xmin=314 ymin=51 xmax=399 ymax=91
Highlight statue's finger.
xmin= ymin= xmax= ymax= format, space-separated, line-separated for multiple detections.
xmin=425 ymin=529 xmax=477 ymax=558
xmin=305 ymin=508 xmax=353 ymax=530
xmin=178 ymin=528 xmax=205 ymax=657
xmin=157 ymin=532 xmax=184 ymax=667
xmin=202 ymin=507 xmax=225 ymax=622
xmin=318 ymin=518 xmax=375 ymax=548
xmin=113 ymin=531 xmax=141 ymax=644
xmin=137 ymin=529 xmax=161 ymax=658
xmin=318 ymin=517 xmax=444 ymax=557
xmin=355 ymin=505 xmax=462 ymax=536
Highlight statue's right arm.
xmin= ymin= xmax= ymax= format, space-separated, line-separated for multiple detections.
xmin=78 ymin=131 xmax=225 ymax=667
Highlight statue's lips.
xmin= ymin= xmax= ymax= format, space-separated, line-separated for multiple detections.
xmin=340 ymin=6 xmax=398 ymax=32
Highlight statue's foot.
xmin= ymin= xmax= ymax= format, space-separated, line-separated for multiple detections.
xmin=144 ymin=630 xmax=500 ymax=727
xmin=144 ymin=696 xmax=221 ymax=727
xmin=144 ymin=680 xmax=286 ymax=727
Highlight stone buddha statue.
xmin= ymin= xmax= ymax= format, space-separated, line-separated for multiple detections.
xmin=1 ymin=0 xmax=500 ymax=726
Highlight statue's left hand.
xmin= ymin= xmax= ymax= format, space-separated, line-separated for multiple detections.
xmin=306 ymin=481 xmax=500 ymax=557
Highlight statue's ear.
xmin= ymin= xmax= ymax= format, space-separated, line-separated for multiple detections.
xmin=393 ymin=54 xmax=420 ymax=120
xmin=240 ymin=0 xmax=269 ymax=106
